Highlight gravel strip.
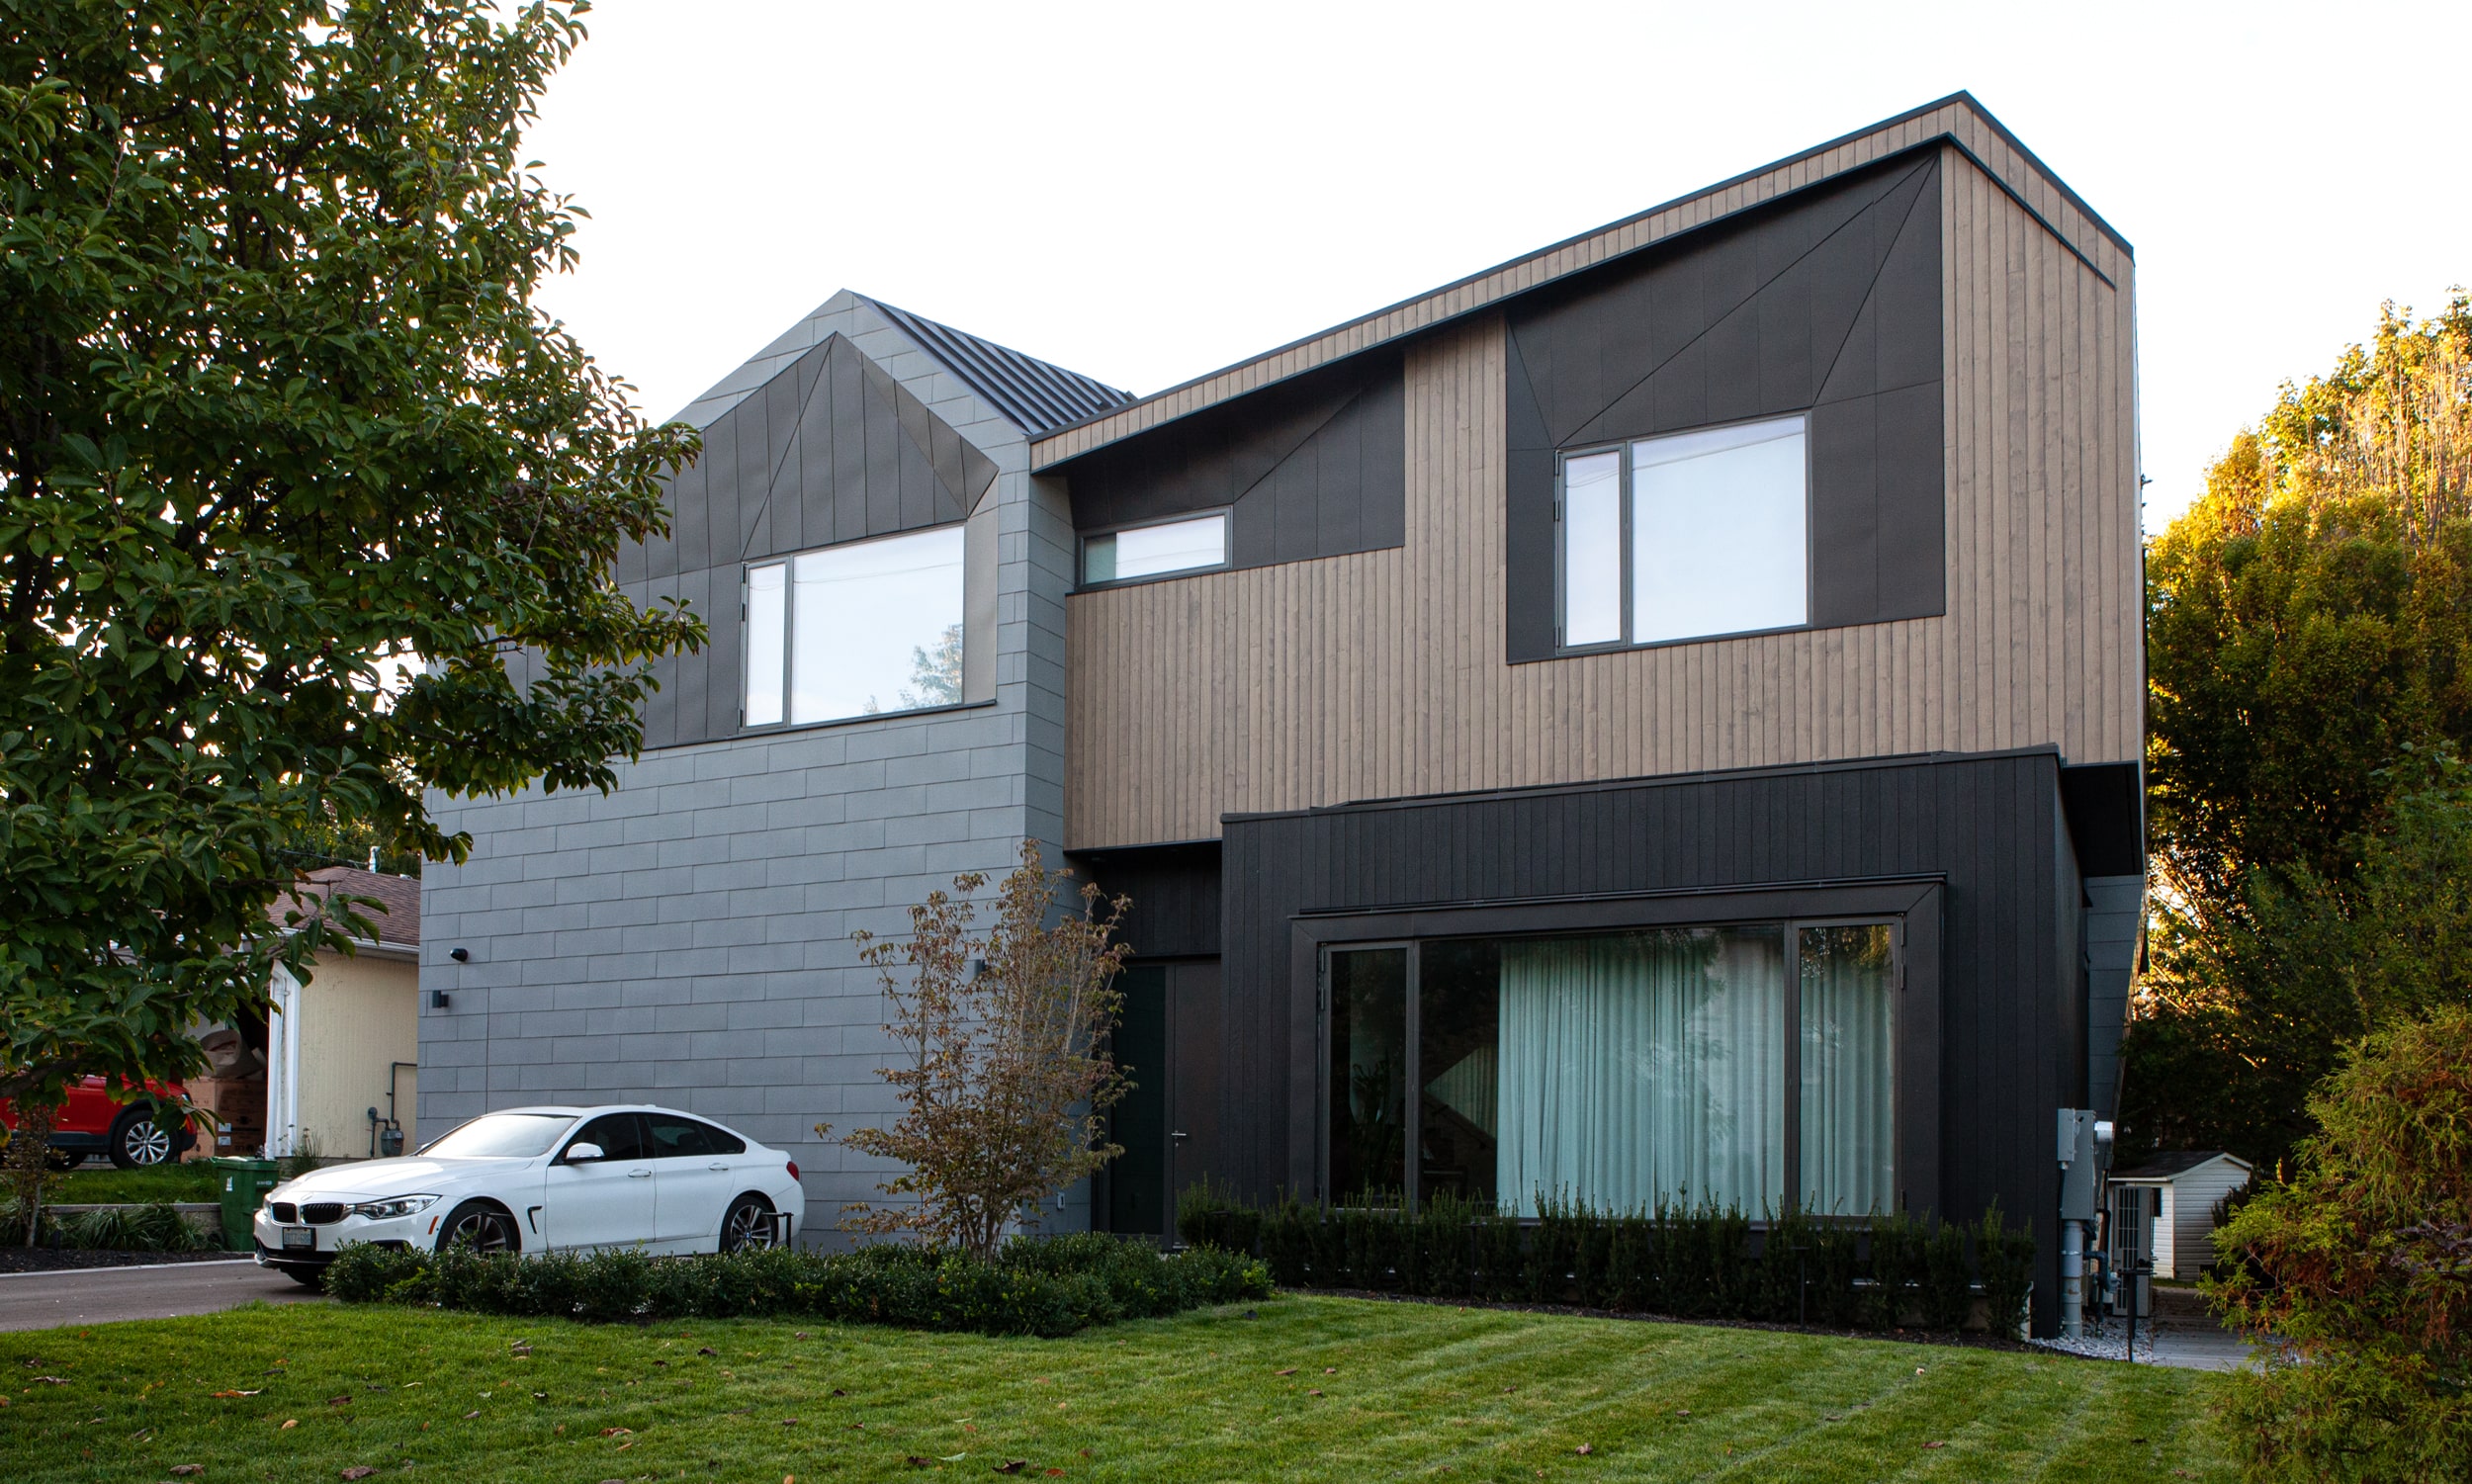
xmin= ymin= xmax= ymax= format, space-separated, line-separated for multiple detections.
xmin=2026 ymin=1322 xmax=2157 ymax=1363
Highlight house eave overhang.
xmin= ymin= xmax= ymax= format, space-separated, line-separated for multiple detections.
xmin=1028 ymin=91 xmax=2128 ymax=473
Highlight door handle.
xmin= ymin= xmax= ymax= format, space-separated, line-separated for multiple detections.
xmin=707 ymin=1163 xmax=731 ymax=1172
xmin=1171 ymin=1131 xmax=1190 ymax=1144
xmin=627 ymin=1168 xmax=651 ymax=1178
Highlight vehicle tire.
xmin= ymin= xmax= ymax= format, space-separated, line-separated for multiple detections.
xmin=718 ymin=1193 xmax=778 ymax=1253
xmin=106 ymin=1107 xmax=176 ymax=1169
xmin=435 ymin=1200 xmax=521 ymax=1255
xmin=44 ymin=1147 xmax=81 ymax=1173
xmin=281 ymin=1266 xmax=327 ymax=1290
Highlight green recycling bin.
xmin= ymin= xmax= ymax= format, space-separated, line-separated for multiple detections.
xmin=212 ymin=1157 xmax=279 ymax=1253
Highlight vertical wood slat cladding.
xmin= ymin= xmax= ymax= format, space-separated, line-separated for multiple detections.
xmin=1033 ymin=97 xmax=2127 ymax=469
xmin=1064 ymin=144 xmax=2138 ymax=850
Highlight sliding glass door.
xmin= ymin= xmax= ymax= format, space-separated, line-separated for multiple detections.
xmin=1322 ymin=919 xmax=1897 ymax=1218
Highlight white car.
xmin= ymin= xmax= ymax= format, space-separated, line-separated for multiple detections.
xmin=251 ymin=1104 xmax=804 ymax=1286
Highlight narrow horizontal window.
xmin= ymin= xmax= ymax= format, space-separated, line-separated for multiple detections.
xmin=743 ymin=526 xmax=965 ymax=731
xmin=1555 ymin=413 xmax=1809 ymax=650
xmin=1083 ymin=512 xmax=1227 ymax=585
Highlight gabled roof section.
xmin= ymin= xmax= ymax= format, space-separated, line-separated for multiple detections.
xmin=2113 ymin=1151 xmax=2254 ymax=1182
xmin=859 ymin=297 xmax=1135 ymax=436
xmin=1031 ymin=92 xmax=2126 ymax=470
xmin=267 ymin=866 xmax=420 ymax=948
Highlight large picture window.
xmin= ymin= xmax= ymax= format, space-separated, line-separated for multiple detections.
xmin=1327 ymin=918 xmax=1895 ymax=1218
xmin=744 ymin=525 xmax=966 ymax=729
xmin=1557 ymin=413 xmax=1809 ymax=649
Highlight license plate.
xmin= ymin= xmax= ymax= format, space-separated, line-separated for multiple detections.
xmin=281 ymin=1227 xmax=313 ymax=1250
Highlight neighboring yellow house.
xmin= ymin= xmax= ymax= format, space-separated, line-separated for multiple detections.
xmin=263 ymin=867 xmax=422 ymax=1161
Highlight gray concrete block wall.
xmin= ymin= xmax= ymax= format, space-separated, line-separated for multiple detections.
xmin=419 ymin=295 xmax=1085 ymax=1245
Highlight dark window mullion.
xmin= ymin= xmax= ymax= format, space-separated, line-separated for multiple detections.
xmin=1782 ymin=921 xmax=1803 ymax=1216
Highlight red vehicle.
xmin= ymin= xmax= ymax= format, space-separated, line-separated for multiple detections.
xmin=1 ymin=1076 xmax=194 ymax=1170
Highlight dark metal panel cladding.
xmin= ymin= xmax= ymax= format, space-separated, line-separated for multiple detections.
xmin=828 ymin=338 xmax=869 ymax=546
xmin=862 ymin=297 xmax=1134 ymax=436
xmin=1501 ymin=152 xmax=1946 ymax=659
xmin=702 ymin=560 xmax=744 ymax=742
xmin=1059 ymin=350 xmax=1408 ymax=574
xmin=669 ymin=567 xmax=711 ymax=746
xmin=1216 ymin=748 xmax=2081 ymax=1333
xmin=1072 ymin=841 xmax=1223 ymax=960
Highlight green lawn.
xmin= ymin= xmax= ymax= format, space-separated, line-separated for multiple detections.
xmin=0 ymin=1295 xmax=2231 ymax=1482
xmin=54 ymin=1162 xmax=226 ymax=1204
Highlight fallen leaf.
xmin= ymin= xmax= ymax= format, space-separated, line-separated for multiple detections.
xmin=1676 ymin=1409 xmax=1690 ymax=1418
xmin=461 ymin=1411 xmax=478 ymax=1420
xmin=995 ymin=1463 xmax=1026 ymax=1476
xmin=1502 ymin=1386 xmax=1517 ymax=1394
xmin=697 ymin=1348 xmax=717 ymax=1356
xmin=1307 ymin=1389 xmax=1324 ymax=1397
xmin=831 ymin=1388 xmax=846 ymax=1397
xmin=1576 ymin=1443 xmax=1593 ymax=1455
xmin=1055 ymin=1401 xmax=1068 ymax=1410
xmin=341 ymin=1469 xmax=378 ymax=1480
xmin=1275 ymin=1367 xmax=1297 ymax=1376
xmin=32 ymin=1376 xmax=67 ymax=1385
xmin=210 ymin=1389 xmax=262 ymax=1399
xmin=616 ymin=1441 xmax=633 ymax=1451
xmin=280 ymin=1420 xmax=298 ymax=1431
xmin=1323 ymin=1367 xmax=1337 ymax=1374
xmin=599 ymin=1427 xmax=632 ymax=1437
xmin=509 ymin=1343 xmax=533 ymax=1355
xmin=325 ymin=1395 xmax=350 ymax=1407
xmin=783 ymin=1418 xmax=802 ymax=1427
xmin=1923 ymin=1440 xmax=1947 ymax=1449
xmin=795 ymin=1333 xmax=811 ymax=1341
xmin=555 ymin=1425 xmax=565 ymax=1435
xmin=1045 ymin=1472 xmax=1065 ymax=1479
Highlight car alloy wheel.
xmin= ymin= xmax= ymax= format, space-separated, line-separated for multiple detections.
xmin=720 ymin=1194 xmax=778 ymax=1252
xmin=109 ymin=1109 xmax=174 ymax=1169
xmin=437 ymin=1201 xmax=519 ymax=1254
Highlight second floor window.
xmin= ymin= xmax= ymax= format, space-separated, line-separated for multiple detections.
xmin=1559 ymin=413 xmax=1809 ymax=650
xmin=1082 ymin=511 xmax=1228 ymax=585
xmin=744 ymin=525 xmax=965 ymax=729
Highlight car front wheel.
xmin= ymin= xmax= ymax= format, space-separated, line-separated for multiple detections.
xmin=719 ymin=1193 xmax=778 ymax=1252
xmin=435 ymin=1200 xmax=521 ymax=1255
xmin=107 ymin=1108 xmax=175 ymax=1169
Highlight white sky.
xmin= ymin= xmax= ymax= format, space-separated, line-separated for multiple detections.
xmin=526 ymin=0 xmax=2468 ymax=535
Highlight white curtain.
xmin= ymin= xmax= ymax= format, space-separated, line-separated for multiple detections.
xmin=1496 ymin=928 xmax=1785 ymax=1216
xmin=1797 ymin=925 xmax=1897 ymax=1215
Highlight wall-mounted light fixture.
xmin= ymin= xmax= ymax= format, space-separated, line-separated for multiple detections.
xmin=448 ymin=947 xmax=470 ymax=963
xmin=430 ymin=990 xmax=452 ymax=1009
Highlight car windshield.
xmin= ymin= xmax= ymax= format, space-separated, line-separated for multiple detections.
xmin=419 ymin=1112 xmax=575 ymax=1160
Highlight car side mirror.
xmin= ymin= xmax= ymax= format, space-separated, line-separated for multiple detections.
xmin=564 ymin=1142 xmax=604 ymax=1163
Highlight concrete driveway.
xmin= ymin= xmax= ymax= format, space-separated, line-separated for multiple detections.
xmin=0 ymin=1260 xmax=326 ymax=1333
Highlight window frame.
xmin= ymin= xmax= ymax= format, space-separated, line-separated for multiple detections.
xmin=1552 ymin=412 xmax=1816 ymax=655
xmin=739 ymin=523 xmax=973 ymax=736
xmin=1076 ymin=507 xmax=1234 ymax=591
xmin=1314 ymin=914 xmax=1900 ymax=1219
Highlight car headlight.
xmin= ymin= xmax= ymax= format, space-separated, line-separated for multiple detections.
xmin=348 ymin=1194 xmax=441 ymax=1221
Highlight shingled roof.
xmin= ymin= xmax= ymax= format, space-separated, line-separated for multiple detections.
xmin=266 ymin=865 xmax=420 ymax=948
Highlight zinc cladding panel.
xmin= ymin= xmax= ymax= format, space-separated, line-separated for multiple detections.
xmin=1063 ymin=143 xmax=2138 ymax=850
xmin=600 ymin=330 xmax=1001 ymax=749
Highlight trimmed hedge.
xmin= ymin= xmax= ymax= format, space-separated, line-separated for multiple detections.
xmin=323 ymin=1232 xmax=1271 ymax=1339
xmin=1178 ymin=1185 xmax=2034 ymax=1336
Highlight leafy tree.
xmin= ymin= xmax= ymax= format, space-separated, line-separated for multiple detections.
xmin=823 ymin=842 xmax=1132 ymax=1261
xmin=0 ymin=2 xmax=701 ymax=1114
xmin=2127 ymin=296 xmax=2472 ymax=1167
xmin=2208 ymin=1006 xmax=2472 ymax=1482
xmin=899 ymin=622 xmax=964 ymax=710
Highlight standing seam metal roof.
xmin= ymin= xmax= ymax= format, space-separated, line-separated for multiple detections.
xmin=861 ymin=297 xmax=1134 ymax=436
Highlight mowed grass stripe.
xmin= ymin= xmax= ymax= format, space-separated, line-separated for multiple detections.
xmin=0 ymin=1293 xmax=2232 ymax=1482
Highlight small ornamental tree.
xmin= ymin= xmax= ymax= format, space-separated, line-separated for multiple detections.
xmin=2207 ymin=1005 xmax=2472 ymax=1482
xmin=824 ymin=842 xmax=1132 ymax=1261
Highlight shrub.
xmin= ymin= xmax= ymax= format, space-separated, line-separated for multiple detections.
xmin=1168 ymin=1182 xmax=2036 ymax=1334
xmin=57 ymin=1202 xmax=218 ymax=1253
xmin=2207 ymin=1006 xmax=2472 ymax=1483
xmin=324 ymin=1232 xmax=1271 ymax=1339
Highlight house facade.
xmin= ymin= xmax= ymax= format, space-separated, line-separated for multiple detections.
xmin=418 ymin=94 xmax=2143 ymax=1334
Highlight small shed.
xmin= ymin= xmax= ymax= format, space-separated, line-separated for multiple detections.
xmin=2108 ymin=1151 xmax=2254 ymax=1279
